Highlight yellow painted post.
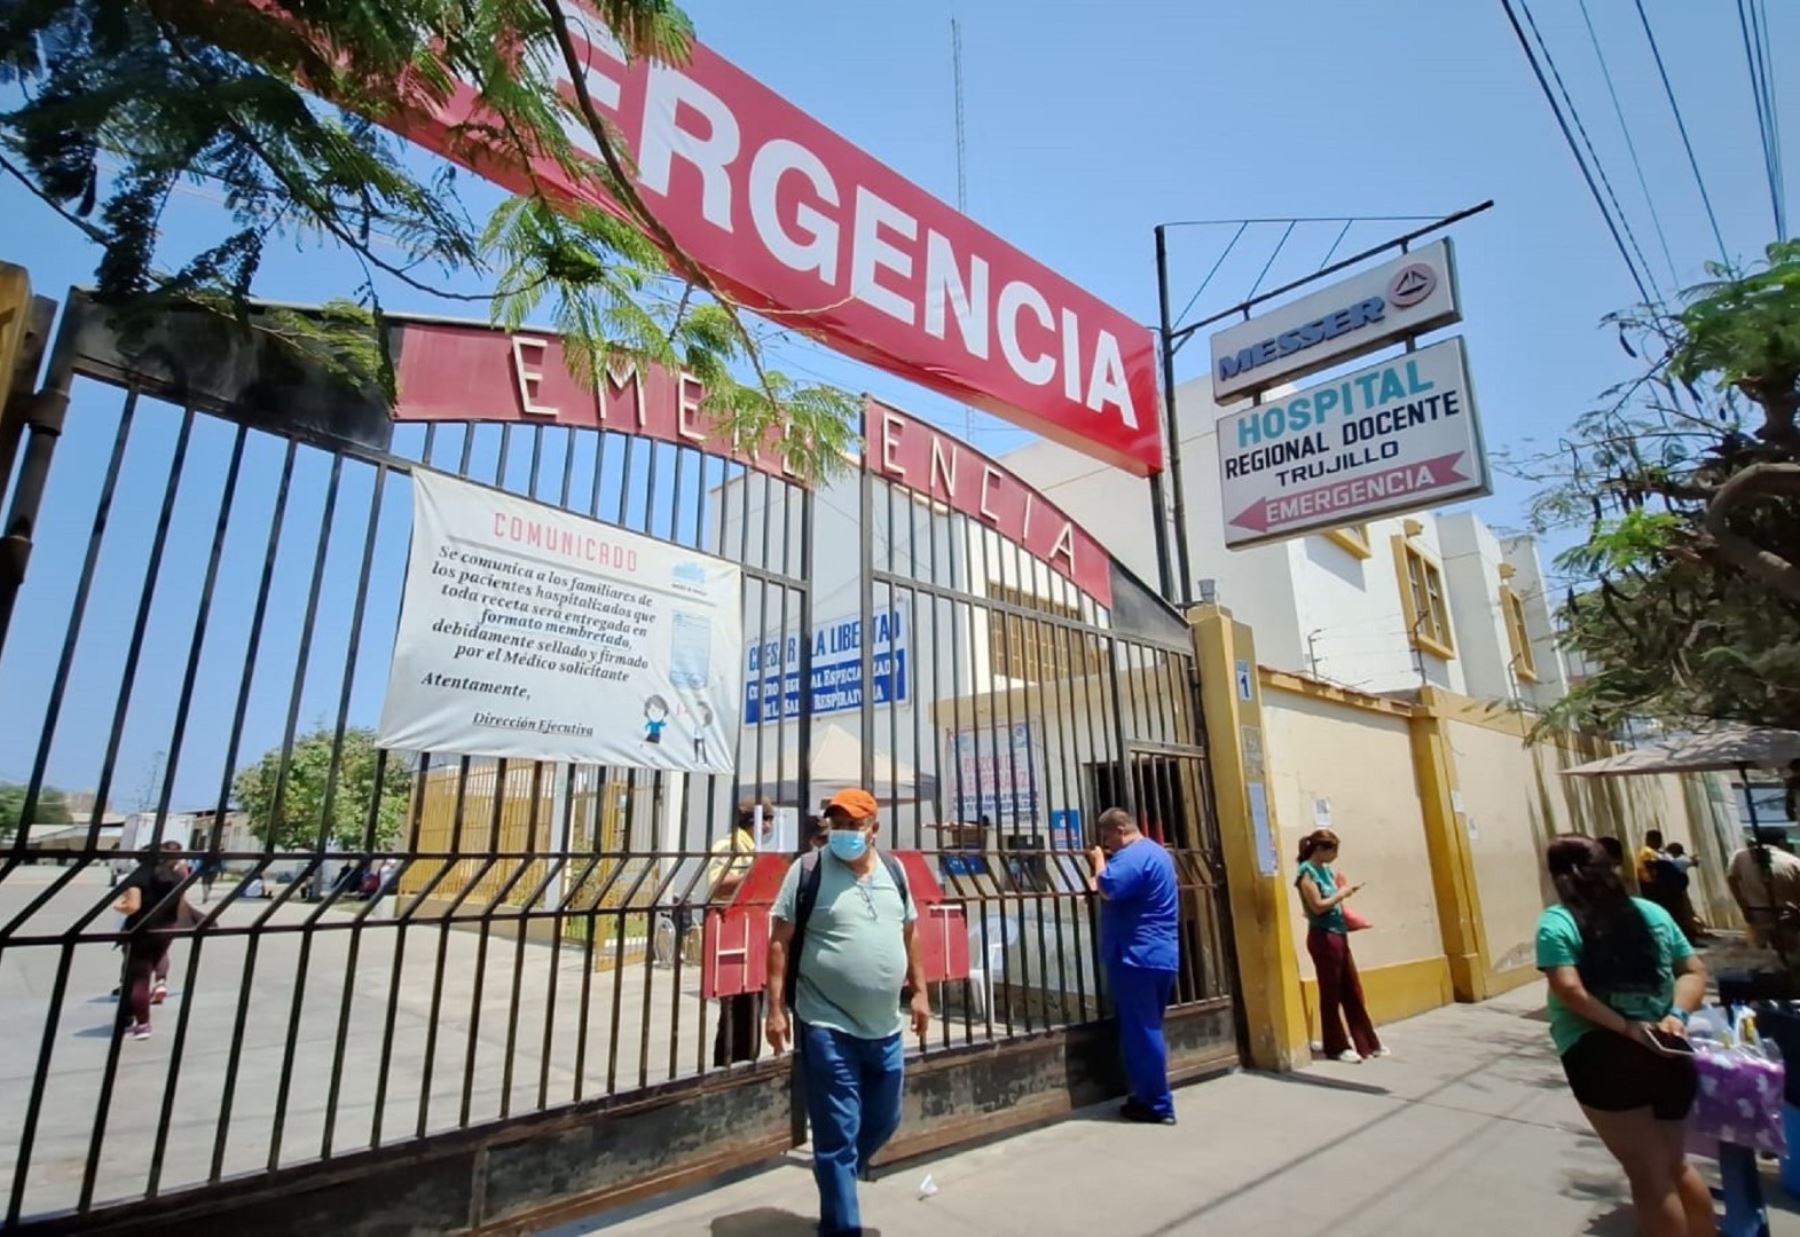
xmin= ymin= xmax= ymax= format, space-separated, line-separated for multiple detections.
xmin=1189 ymin=603 xmax=1308 ymax=1071
xmin=1407 ymin=687 xmax=1492 ymax=1002
xmin=0 ymin=263 xmax=28 ymax=407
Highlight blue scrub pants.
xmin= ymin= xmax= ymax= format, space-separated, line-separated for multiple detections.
xmin=799 ymin=1022 xmax=905 ymax=1235
xmin=1109 ymin=963 xmax=1178 ymax=1118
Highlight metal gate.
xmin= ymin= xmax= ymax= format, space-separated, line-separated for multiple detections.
xmin=852 ymin=401 xmax=1237 ymax=1122
xmin=0 ymin=293 xmax=1236 ymax=1235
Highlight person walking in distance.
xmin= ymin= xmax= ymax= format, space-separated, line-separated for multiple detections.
xmin=707 ymin=798 xmax=775 ymax=1066
xmin=1294 ymin=829 xmax=1385 ymax=1063
xmin=112 ymin=840 xmax=196 ymax=1041
xmin=766 ymin=789 xmax=929 ymax=1237
xmin=1536 ymin=835 xmax=1712 ymax=1237
xmin=1084 ymin=807 xmax=1181 ymax=1124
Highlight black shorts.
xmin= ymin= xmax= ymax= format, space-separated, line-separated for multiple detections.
xmin=1560 ymin=1029 xmax=1698 ymax=1119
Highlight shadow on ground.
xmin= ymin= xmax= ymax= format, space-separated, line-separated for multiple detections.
xmin=708 ymin=1210 xmax=874 ymax=1236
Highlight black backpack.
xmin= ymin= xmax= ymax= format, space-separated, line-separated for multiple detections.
xmin=782 ymin=849 xmax=911 ymax=1010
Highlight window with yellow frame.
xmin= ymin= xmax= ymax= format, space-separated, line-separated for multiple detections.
xmin=1392 ymin=536 xmax=1455 ymax=659
xmin=1324 ymin=525 xmax=1373 ymax=558
xmin=1501 ymin=585 xmax=1539 ymax=682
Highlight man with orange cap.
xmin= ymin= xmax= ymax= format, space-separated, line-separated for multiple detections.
xmin=766 ymin=788 xmax=929 ymax=1236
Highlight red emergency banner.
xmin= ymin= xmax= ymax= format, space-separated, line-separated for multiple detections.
xmin=390 ymin=2 xmax=1164 ymax=476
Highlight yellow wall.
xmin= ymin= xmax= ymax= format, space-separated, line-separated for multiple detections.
xmin=1439 ymin=705 xmax=1740 ymax=993
xmin=1259 ymin=679 xmax=1445 ymax=979
xmin=1198 ymin=661 xmax=1748 ymax=1062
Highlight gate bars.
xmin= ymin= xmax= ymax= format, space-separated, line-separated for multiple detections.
xmin=0 ymin=297 xmax=815 ymax=1222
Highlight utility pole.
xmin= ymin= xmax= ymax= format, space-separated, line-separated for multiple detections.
xmin=950 ymin=8 xmax=973 ymax=446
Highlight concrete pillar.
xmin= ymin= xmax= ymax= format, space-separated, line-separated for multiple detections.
xmin=1407 ymin=686 xmax=1493 ymax=1002
xmin=1188 ymin=603 xmax=1309 ymax=1071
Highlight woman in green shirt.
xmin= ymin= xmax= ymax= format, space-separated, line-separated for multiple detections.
xmin=1536 ymin=835 xmax=1712 ymax=1237
xmin=1294 ymin=829 xmax=1383 ymax=1063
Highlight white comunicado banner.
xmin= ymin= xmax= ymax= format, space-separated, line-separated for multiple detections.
xmin=377 ymin=470 xmax=741 ymax=772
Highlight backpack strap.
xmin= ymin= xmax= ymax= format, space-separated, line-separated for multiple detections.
xmin=881 ymin=852 xmax=909 ymax=909
xmin=782 ymin=851 xmax=825 ymax=1010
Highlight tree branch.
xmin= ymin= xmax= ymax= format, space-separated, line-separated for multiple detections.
xmin=1703 ymin=462 xmax=1800 ymax=603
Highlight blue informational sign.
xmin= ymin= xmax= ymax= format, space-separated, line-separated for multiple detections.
xmin=1049 ymin=808 xmax=1083 ymax=851
xmin=742 ymin=606 xmax=909 ymax=725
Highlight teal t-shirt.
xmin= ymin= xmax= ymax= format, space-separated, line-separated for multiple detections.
xmin=1535 ymin=897 xmax=1694 ymax=1056
xmin=1295 ymin=861 xmax=1347 ymax=934
xmin=772 ymin=851 xmax=918 ymax=1041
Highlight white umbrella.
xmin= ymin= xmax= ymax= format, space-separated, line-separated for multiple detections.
xmin=1562 ymin=724 xmax=1800 ymax=837
xmin=1562 ymin=726 xmax=1800 ymax=778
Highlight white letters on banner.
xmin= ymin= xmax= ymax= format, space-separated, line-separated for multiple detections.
xmin=377 ymin=471 xmax=741 ymax=771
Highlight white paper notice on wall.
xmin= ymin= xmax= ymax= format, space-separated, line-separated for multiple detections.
xmin=1465 ymin=815 xmax=1480 ymax=842
xmin=1450 ymin=790 xmax=1466 ymax=815
xmin=1314 ymin=797 xmax=1332 ymax=829
xmin=1248 ymin=782 xmax=1277 ymax=877
xmin=377 ymin=469 xmax=742 ymax=772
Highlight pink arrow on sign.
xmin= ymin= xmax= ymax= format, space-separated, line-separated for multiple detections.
xmin=1230 ymin=453 xmax=1468 ymax=534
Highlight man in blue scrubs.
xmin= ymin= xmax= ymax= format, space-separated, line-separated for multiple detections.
xmin=1089 ymin=806 xmax=1181 ymax=1124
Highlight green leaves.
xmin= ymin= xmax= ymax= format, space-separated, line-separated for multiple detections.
xmin=0 ymin=783 xmax=72 ymax=842
xmin=232 ymin=727 xmax=416 ymax=850
xmin=1 ymin=0 xmax=859 ymax=480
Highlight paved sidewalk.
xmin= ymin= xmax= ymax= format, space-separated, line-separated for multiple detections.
xmin=570 ymin=984 xmax=1800 ymax=1237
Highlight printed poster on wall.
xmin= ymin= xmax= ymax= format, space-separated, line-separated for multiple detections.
xmin=377 ymin=470 xmax=741 ymax=772
xmin=944 ymin=724 xmax=1043 ymax=825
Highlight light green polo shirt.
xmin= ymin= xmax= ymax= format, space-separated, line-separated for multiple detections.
xmin=1535 ymin=897 xmax=1692 ymax=1056
xmin=772 ymin=851 xmax=918 ymax=1041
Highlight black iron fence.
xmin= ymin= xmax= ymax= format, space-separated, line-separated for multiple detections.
xmin=0 ymin=296 xmax=1236 ymax=1229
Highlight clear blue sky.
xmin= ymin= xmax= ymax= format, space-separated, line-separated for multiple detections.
xmin=0 ymin=0 xmax=1791 ymax=810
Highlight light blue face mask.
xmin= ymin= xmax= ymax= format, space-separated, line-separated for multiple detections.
xmin=827 ymin=829 xmax=869 ymax=862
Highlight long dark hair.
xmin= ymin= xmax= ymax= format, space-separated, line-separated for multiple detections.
xmin=1296 ymin=829 xmax=1340 ymax=864
xmin=1546 ymin=835 xmax=1659 ymax=996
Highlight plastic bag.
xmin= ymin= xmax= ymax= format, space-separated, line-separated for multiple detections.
xmin=1690 ymin=1043 xmax=1787 ymax=1156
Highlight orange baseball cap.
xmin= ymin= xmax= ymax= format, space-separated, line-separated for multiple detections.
xmin=826 ymin=788 xmax=879 ymax=820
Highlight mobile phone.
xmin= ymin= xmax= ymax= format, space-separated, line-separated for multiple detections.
xmin=1644 ymin=1027 xmax=1695 ymax=1056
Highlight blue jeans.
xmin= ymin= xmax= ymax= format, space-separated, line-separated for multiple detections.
xmin=1109 ymin=963 xmax=1177 ymax=1118
xmin=799 ymin=1022 xmax=905 ymax=1236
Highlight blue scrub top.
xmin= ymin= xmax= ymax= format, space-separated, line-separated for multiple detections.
xmin=1097 ymin=838 xmax=1180 ymax=972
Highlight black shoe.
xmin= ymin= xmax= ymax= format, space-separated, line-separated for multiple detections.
xmin=1120 ymin=1099 xmax=1176 ymax=1125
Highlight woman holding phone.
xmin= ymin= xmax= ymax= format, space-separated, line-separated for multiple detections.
xmin=1293 ymin=829 xmax=1384 ymax=1063
xmin=1537 ymin=835 xmax=1712 ymax=1237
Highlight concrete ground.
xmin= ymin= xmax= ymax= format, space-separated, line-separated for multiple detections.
xmin=574 ymin=984 xmax=1800 ymax=1237
xmin=0 ymin=863 xmax=1028 ymax=1222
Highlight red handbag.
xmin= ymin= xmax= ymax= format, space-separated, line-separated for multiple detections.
xmin=1338 ymin=872 xmax=1373 ymax=932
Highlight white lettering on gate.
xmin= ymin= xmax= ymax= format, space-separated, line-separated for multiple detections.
xmin=677 ymin=373 xmax=707 ymax=443
xmin=510 ymin=336 xmax=558 ymax=418
xmin=929 ymin=435 xmax=958 ymax=500
xmin=601 ymin=358 xmax=646 ymax=427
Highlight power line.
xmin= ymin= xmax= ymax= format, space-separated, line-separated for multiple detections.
xmin=1500 ymin=0 xmax=1658 ymax=309
xmin=1517 ymin=0 xmax=1666 ymax=306
xmin=1174 ymin=221 xmax=1247 ymax=329
xmin=1738 ymin=0 xmax=1785 ymax=241
xmin=1754 ymin=0 xmax=1787 ymax=238
xmin=1244 ymin=220 xmax=1297 ymax=301
xmin=1576 ymin=0 xmax=1682 ymax=290
xmin=1633 ymin=0 xmax=1732 ymax=265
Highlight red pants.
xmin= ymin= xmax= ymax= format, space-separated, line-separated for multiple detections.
xmin=1307 ymin=929 xmax=1380 ymax=1058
